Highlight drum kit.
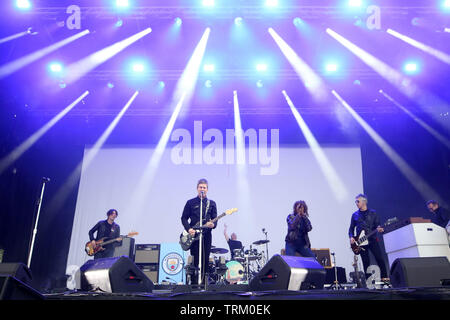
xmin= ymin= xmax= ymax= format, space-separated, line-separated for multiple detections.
xmin=206 ymin=239 xmax=270 ymax=285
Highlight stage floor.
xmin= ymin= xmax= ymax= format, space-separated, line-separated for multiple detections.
xmin=43 ymin=285 xmax=450 ymax=300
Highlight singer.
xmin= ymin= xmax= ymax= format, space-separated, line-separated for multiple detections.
xmin=181 ymin=179 xmax=217 ymax=285
xmin=284 ymin=200 xmax=316 ymax=258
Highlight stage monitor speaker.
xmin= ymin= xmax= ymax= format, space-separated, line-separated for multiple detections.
xmin=136 ymin=263 xmax=159 ymax=284
xmin=113 ymin=237 xmax=135 ymax=261
xmin=0 ymin=263 xmax=33 ymax=286
xmin=390 ymin=256 xmax=450 ymax=288
xmin=0 ymin=276 xmax=44 ymax=300
xmin=249 ymin=255 xmax=326 ymax=291
xmin=80 ymin=256 xmax=154 ymax=293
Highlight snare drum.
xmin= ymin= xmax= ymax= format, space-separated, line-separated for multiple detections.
xmin=225 ymin=260 xmax=244 ymax=284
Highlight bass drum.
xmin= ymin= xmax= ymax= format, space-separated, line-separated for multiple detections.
xmin=225 ymin=260 xmax=244 ymax=284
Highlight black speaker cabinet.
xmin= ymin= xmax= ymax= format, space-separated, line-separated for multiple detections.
xmin=249 ymin=255 xmax=326 ymax=291
xmin=0 ymin=263 xmax=33 ymax=286
xmin=0 ymin=276 xmax=44 ymax=300
xmin=113 ymin=237 xmax=136 ymax=261
xmin=390 ymin=257 xmax=450 ymax=288
xmin=80 ymin=256 xmax=154 ymax=293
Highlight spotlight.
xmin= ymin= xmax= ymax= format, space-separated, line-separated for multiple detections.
xmin=265 ymin=0 xmax=278 ymax=7
xmin=403 ymin=61 xmax=419 ymax=74
xmin=256 ymin=63 xmax=267 ymax=72
xmin=234 ymin=17 xmax=243 ymax=26
xmin=16 ymin=0 xmax=31 ymax=9
xmin=202 ymin=0 xmax=215 ymax=7
xmin=348 ymin=0 xmax=363 ymax=7
xmin=107 ymin=82 xmax=115 ymax=89
xmin=325 ymin=62 xmax=339 ymax=73
xmin=115 ymin=19 xmax=124 ymax=28
xmin=116 ymin=0 xmax=129 ymax=8
xmin=444 ymin=0 xmax=450 ymax=8
xmin=205 ymin=80 xmax=212 ymax=88
xmin=293 ymin=17 xmax=304 ymax=27
xmin=132 ymin=63 xmax=145 ymax=73
xmin=256 ymin=80 xmax=264 ymax=88
xmin=175 ymin=17 xmax=182 ymax=27
xmin=158 ymin=81 xmax=165 ymax=89
xmin=49 ymin=62 xmax=63 ymax=73
xmin=203 ymin=64 xmax=215 ymax=72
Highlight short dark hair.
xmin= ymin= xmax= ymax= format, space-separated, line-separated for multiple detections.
xmin=197 ymin=178 xmax=208 ymax=187
xmin=107 ymin=209 xmax=118 ymax=217
xmin=426 ymin=200 xmax=438 ymax=206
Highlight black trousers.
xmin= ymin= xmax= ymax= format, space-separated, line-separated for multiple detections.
xmin=94 ymin=246 xmax=114 ymax=260
xmin=190 ymin=232 xmax=212 ymax=285
xmin=359 ymin=240 xmax=388 ymax=279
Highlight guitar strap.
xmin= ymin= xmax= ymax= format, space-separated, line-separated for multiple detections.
xmin=204 ymin=199 xmax=210 ymax=222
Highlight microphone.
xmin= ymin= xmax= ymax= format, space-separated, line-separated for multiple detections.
xmin=262 ymin=228 xmax=265 ymax=232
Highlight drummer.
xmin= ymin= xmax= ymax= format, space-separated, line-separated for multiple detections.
xmin=224 ymin=224 xmax=243 ymax=260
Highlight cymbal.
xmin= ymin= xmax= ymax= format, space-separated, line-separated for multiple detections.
xmin=253 ymin=240 xmax=270 ymax=245
xmin=211 ymin=247 xmax=228 ymax=254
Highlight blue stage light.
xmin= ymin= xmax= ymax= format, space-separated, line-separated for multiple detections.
xmin=348 ymin=0 xmax=363 ymax=7
xmin=49 ymin=62 xmax=63 ymax=73
xmin=202 ymin=0 xmax=215 ymax=7
xmin=293 ymin=17 xmax=304 ymax=27
xmin=175 ymin=17 xmax=182 ymax=27
xmin=116 ymin=0 xmax=129 ymax=8
xmin=443 ymin=0 xmax=450 ymax=10
xmin=234 ymin=17 xmax=243 ymax=26
xmin=403 ymin=61 xmax=420 ymax=74
xmin=256 ymin=63 xmax=268 ymax=72
xmin=265 ymin=0 xmax=279 ymax=7
xmin=16 ymin=0 xmax=31 ymax=10
xmin=158 ymin=81 xmax=165 ymax=89
xmin=132 ymin=63 xmax=145 ymax=73
xmin=325 ymin=63 xmax=339 ymax=72
xmin=256 ymin=80 xmax=264 ymax=88
xmin=205 ymin=80 xmax=212 ymax=88
xmin=203 ymin=64 xmax=215 ymax=72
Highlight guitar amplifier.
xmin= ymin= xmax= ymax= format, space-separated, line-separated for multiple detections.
xmin=311 ymin=248 xmax=332 ymax=268
xmin=135 ymin=244 xmax=160 ymax=264
xmin=136 ymin=264 xmax=159 ymax=284
xmin=113 ymin=237 xmax=135 ymax=261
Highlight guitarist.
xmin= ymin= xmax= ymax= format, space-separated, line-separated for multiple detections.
xmin=181 ymin=179 xmax=217 ymax=285
xmin=88 ymin=209 xmax=121 ymax=259
xmin=348 ymin=194 xmax=389 ymax=283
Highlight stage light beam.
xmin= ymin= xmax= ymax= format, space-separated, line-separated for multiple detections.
xmin=128 ymin=28 xmax=211 ymax=218
xmin=0 ymin=91 xmax=90 ymax=175
xmin=0 ymin=30 xmax=90 ymax=79
xmin=326 ymin=28 xmax=450 ymax=132
xmin=332 ymin=90 xmax=447 ymax=207
xmin=269 ymin=28 xmax=329 ymax=103
xmin=379 ymin=90 xmax=450 ymax=150
xmin=283 ymin=90 xmax=349 ymax=202
xmin=64 ymin=28 xmax=152 ymax=84
xmin=387 ymin=29 xmax=450 ymax=65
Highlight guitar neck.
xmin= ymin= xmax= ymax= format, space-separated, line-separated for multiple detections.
xmin=100 ymin=237 xmax=122 ymax=246
xmin=199 ymin=212 xmax=226 ymax=227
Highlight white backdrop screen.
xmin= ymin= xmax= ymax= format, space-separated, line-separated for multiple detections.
xmin=66 ymin=144 xmax=363 ymax=279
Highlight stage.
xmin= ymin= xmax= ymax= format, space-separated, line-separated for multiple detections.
xmin=42 ymin=285 xmax=450 ymax=301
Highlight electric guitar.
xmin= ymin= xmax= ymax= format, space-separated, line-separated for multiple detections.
xmin=85 ymin=231 xmax=138 ymax=256
xmin=351 ymin=218 xmax=397 ymax=254
xmin=179 ymin=208 xmax=238 ymax=251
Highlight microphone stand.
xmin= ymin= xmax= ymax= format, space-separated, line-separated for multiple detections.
xmin=198 ymin=192 xmax=204 ymax=287
xmin=27 ymin=177 xmax=50 ymax=269
xmin=263 ymin=229 xmax=269 ymax=264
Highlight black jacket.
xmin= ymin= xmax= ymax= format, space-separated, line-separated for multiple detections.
xmin=181 ymin=197 xmax=218 ymax=233
xmin=88 ymin=220 xmax=120 ymax=243
xmin=431 ymin=207 xmax=450 ymax=228
xmin=348 ymin=208 xmax=380 ymax=241
xmin=285 ymin=213 xmax=312 ymax=248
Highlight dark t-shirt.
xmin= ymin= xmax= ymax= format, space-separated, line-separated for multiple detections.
xmin=228 ymin=239 xmax=243 ymax=258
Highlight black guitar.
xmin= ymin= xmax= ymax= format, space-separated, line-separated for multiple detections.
xmin=179 ymin=208 xmax=237 ymax=251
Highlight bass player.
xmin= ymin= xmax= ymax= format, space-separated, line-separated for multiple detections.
xmin=348 ymin=194 xmax=390 ymax=284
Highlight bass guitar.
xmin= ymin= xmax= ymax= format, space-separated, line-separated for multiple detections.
xmin=351 ymin=218 xmax=397 ymax=254
xmin=85 ymin=231 xmax=138 ymax=256
xmin=179 ymin=208 xmax=237 ymax=251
